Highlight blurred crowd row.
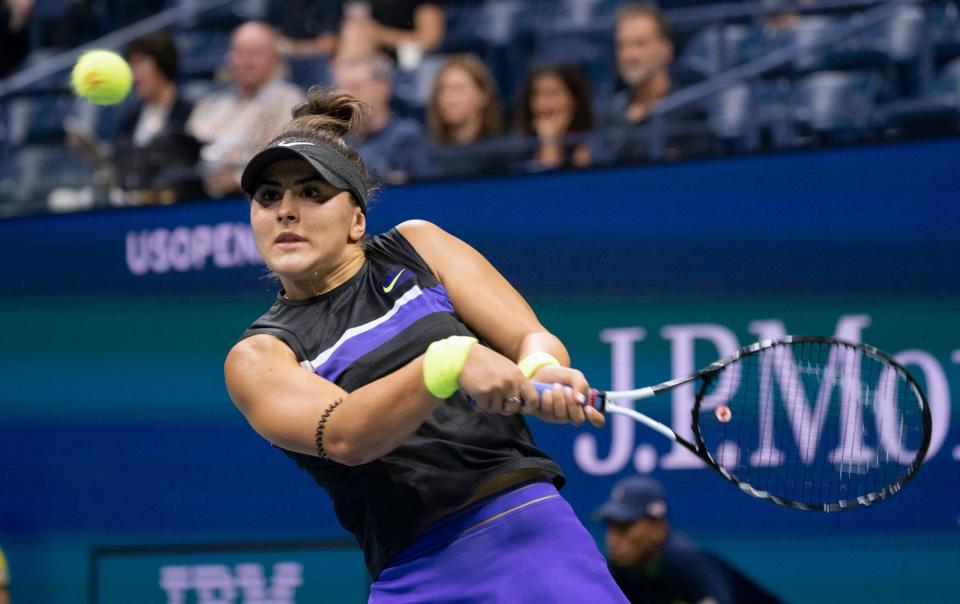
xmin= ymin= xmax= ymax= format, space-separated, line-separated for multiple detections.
xmin=2 ymin=0 xmax=960 ymax=216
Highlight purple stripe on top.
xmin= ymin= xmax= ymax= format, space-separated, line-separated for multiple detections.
xmin=314 ymin=285 xmax=454 ymax=382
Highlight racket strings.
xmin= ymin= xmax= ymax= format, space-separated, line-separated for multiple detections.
xmin=696 ymin=340 xmax=924 ymax=509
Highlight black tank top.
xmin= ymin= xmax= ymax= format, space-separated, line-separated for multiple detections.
xmin=240 ymin=228 xmax=563 ymax=578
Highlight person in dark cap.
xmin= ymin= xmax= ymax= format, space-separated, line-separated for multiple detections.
xmin=595 ymin=476 xmax=780 ymax=604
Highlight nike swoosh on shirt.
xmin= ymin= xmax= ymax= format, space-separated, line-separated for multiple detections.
xmin=382 ymin=269 xmax=407 ymax=293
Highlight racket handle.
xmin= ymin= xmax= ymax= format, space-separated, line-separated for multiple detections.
xmin=531 ymin=382 xmax=606 ymax=411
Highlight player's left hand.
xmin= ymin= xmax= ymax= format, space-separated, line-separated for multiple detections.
xmin=527 ymin=365 xmax=605 ymax=428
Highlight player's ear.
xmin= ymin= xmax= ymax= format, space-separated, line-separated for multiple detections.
xmin=349 ymin=204 xmax=366 ymax=243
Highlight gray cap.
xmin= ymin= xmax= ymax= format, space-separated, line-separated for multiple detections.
xmin=240 ymin=138 xmax=368 ymax=212
xmin=593 ymin=476 xmax=668 ymax=522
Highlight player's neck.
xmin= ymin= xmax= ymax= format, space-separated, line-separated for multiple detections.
xmin=283 ymin=246 xmax=365 ymax=300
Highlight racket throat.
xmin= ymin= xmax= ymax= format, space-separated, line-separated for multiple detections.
xmin=589 ymin=389 xmax=607 ymax=412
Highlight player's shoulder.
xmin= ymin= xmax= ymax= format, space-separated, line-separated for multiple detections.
xmin=226 ymin=333 xmax=296 ymax=372
xmin=395 ymin=219 xmax=442 ymax=240
xmin=224 ymin=334 xmax=302 ymax=416
xmin=393 ymin=220 xmax=479 ymax=279
xmin=393 ymin=220 xmax=448 ymax=261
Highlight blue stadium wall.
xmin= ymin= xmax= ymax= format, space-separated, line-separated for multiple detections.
xmin=1 ymin=139 xmax=959 ymax=603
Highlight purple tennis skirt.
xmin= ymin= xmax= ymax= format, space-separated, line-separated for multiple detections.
xmin=368 ymin=479 xmax=628 ymax=603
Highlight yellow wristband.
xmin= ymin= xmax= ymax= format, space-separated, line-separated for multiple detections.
xmin=423 ymin=336 xmax=478 ymax=398
xmin=517 ymin=352 xmax=561 ymax=379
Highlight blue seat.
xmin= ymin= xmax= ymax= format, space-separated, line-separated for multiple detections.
xmin=4 ymin=93 xmax=70 ymax=147
xmin=476 ymin=0 xmax=534 ymax=48
xmin=883 ymin=97 xmax=959 ymax=138
xmin=2 ymin=144 xmax=96 ymax=216
xmin=440 ymin=4 xmax=488 ymax=54
xmin=30 ymin=0 xmax=73 ymax=20
xmin=791 ymin=70 xmax=881 ymax=138
xmin=823 ymin=7 xmax=923 ymax=72
xmin=941 ymin=56 xmax=960 ymax=90
xmin=931 ymin=1 xmax=960 ymax=62
xmin=882 ymin=3 xmax=926 ymax=63
xmin=769 ymin=9 xmax=921 ymax=76
xmin=532 ymin=0 xmax=620 ymax=30
xmin=64 ymin=96 xmax=126 ymax=143
xmin=708 ymin=82 xmax=755 ymax=146
xmin=179 ymin=79 xmax=219 ymax=105
xmin=763 ymin=15 xmax=883 ymax=73
xmin=178 ymin=0 xmax=250 ymax=32
xmin=786 ymin=16 xmax=842 ymax=73
xmin=862 ymin=56 xmax=960 ymax=139
xmin=288 ymin=55 xmax=331 ymax=91
xmin=473 ymin=0 xmax=538 ymax=103
xmin=393 ymin=54 xmax=448 ymax=116
xmin=679 ymin=24 xmax=765 ymax=79
xmin=533 ymin=26 xmax=615 ymax=89
xmin=14 ymin=49 xmax=69 ymax=91
xmin=0 ymin=138 xmax=16 ymax=216
xmin=173 ymin=29 xmax=231 ymax=79
xmin=753 ymin=79 xmax=796 ymax=149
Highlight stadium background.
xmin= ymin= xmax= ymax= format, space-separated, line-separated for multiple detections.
xmin=2 ymin=0 xmax=960 ymax=602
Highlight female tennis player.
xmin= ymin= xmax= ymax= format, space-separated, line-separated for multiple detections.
xmin=224 ymin=86 xmax=627 ymax=603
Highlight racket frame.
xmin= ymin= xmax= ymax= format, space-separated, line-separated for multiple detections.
xmin=590 ymin=335 xmax=932 ymax=512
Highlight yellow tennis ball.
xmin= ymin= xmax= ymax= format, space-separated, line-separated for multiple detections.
xmin=71 ymin=50 xmax=133 ymax=106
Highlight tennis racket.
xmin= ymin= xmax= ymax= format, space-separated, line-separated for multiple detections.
xmin=534 ymin=336 xmax=931 ymax=512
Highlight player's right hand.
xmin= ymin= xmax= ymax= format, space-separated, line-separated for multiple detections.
xmin=458 ymin=345 xmax=539 ymax=416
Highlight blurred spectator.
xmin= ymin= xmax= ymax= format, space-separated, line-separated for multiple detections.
xmin=419 ymin=54 xmax=512 ymax=179
xmin=267 ymin=0 xmax=341 ymax=58
xmin=597 ymin=3 xmax=712 ymax=164
xmin=604 ymin=3 xmax=675 ymax=125
xmin=186 ymin=21 xmax=303 ymax=198
xmin=0 ymin=0 xmax=31 ymax=76
xmin=337 ymin=1 xmax=446 ymax=70
xmin=333 ymin=54 xmax=425 ymax=183
xmin=111 ymin=32 xmax=202 ymax=203
xmin=427 ymin=54 xmax=503 ymax=145
xmin=594 ymin=476 xmax=780 ymax=604
xmin=515 ymin=63 xmax=594 ymax=171
xmin=0 ymin=543 xmax=8 ymax=604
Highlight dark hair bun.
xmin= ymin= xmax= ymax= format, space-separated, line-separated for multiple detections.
xmin=290 ymin=85 xmax=369 ymax=138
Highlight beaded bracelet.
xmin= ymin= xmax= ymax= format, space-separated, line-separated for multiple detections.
xmin=315 ymin=397 xmax=346 ymax=460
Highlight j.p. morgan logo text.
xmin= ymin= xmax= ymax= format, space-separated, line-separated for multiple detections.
xmin=126 ymin=223 xmax=264 ymax=275
xmin=576 ymin=314 xmax=956 ymax=475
